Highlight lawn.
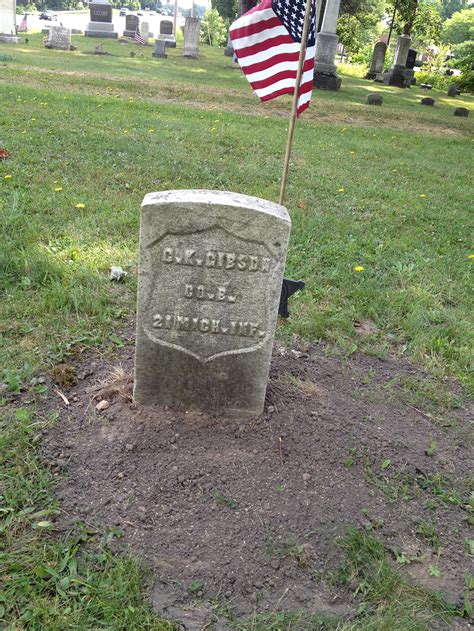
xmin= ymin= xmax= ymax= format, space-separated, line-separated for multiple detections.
xmin=0 ymin=34 xmax=473 ymax=629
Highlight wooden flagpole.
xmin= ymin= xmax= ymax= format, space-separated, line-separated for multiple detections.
xmin=279 ymin=0 xmax=314 ymax=206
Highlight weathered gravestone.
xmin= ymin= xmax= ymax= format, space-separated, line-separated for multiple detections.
xmin=404 ymin=48 xmax=417 ymax=85
xmin=158 ymin=18 xmax=175 ymax=47
xmin=85 ymin=0 xmax=117 ymax=38
xmin=454 ymin=107 xmax=469 ymax=117
xmin=383 ymin=34 xmax=411 ymax=87
xmin=124 ymin=13 xmax=139 ymax=37
xmin=421 ymin=97 xmax=435 ymax=106
xmin=183 ymin=16 xmax=200 ymax=59
xmin=134 ymin=190 xmax=291 ymax=417
xmin=45 ymin=25 xmax=71 ymax=50
xmin=152 ymin=38 xmax=167 ymax=58
xmin=365 ymin=93 xmax=383 ymax=106
xmin=447 ymin=84 xmax=460 ymax=97
xmin=0 ymin=0 xmax=19 ymax=43
xmin=140 ymin=20 xmax=152 ymax=41
xmin=365 ymin=41 xmax=386 ymax=80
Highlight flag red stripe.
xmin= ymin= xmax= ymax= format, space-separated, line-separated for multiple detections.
xmin=229 ymin=0 xmax=316 ymax=115
xmin=236 ymin=34 xmax=294 ymax=58
xmin=250 ymin=61 xmax=314 ymax=90
xmin=230 ymin=15 xmax=282 ymax=40
xmin=243 ymin=51 xmax=300 ymax=74
xmin=260 ymin=86 xmax=293 ymax=101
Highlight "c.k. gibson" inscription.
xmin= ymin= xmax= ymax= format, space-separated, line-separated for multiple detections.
xmin=143 ymin=226 xmax=275 ymax=362
xmin=162 ymin=247 xmax=271 ymax=273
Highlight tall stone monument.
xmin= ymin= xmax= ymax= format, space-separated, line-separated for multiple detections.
xmin=313 ymin=0 xmax=342 ymax=90
xmin=0 ymin=0 xmax=19 ymax=44
xmin=182 ymin=16 xmax=200 ymax=59
xmin=134 ymin=190 xmax=291 ymax=417
xmin=85 ymin=0 xmax=117 ymax=39
xmin=365 ymin=41 xmax=387 ymax=80
xmin=383 ymin=34 xmax=411 ymax=87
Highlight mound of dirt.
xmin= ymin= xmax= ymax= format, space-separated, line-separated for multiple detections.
xmin=40 ymin=339 xmax=472 ymax=627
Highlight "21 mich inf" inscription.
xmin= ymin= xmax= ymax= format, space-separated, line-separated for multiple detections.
xmin=143 ymin=226 xmax=275 ymax=362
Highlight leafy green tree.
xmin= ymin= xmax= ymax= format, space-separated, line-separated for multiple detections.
xmin=450 ymin=39 xmax=474 ymax=90
xmin=336 ymin=0 xmax=384 ymax=52
xmin=211 ymin=0 xmax=237 ymax=20
xmin=425 ymin=0 xmax=468 ymax=20
xmin=441 ymin=7 xmax=474 ymax=44
xmin=201 ymin=8 xmax=228 ymax=45
xmin=386 ymin=0 xmax=442 ymax=43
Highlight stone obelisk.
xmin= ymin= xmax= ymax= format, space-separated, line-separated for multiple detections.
xmin=0 ymin=0 xmax=19 ymax=43
xmin=313 ymin=0 xmax=342 ymax=90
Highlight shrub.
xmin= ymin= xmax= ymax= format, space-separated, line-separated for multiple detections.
xmin=415 ymin=71 xmax=452 ymax=90
xmin=200 ymin=8 xmax=228 ymax=47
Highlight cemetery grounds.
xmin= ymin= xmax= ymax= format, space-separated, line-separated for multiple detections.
xmin=1 ymin=35 xmax=473 ymax=630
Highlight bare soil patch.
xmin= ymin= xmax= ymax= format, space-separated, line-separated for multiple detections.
xmin=39 ymin=338 xmax=472 ymax=627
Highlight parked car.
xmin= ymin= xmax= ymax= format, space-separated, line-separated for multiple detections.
xmin=39 ymin=10 xmax=58 ymax=20
xmin=119 ymin=6 xmax=129 ymax=15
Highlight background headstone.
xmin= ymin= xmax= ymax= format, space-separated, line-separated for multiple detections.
xmin=85 ymin=0 xmax=117 ymax=38
xmin=152 ymin=38 xmax=167 ymax=58
xmin=454 ymin=107 xmax=469 ymax=117
xmin=0 ymin=0 xmax=20 ymax=43
xmin=160 ymin=19 xmax=173 ymax=35
xmin=404 ymin=48 xmax=417 ymax=85
xmin=406 ymin=48 xmax=417 ymax=69
xmin=365 ymin=41 xmax=386 ymax=80
xmin=421 ymin=97 xmax=435 ymax=106
xmin=447 ymin=84 xmax=460 ymax=97
xmin=124 ymin=13 xmax=139 ymax=37
xmin=158 ymin=18 xmax=176 ymax=47
xmin=134 ymin=190 xmax=291 ymax=417
xmin=383 ymin=34 xmax=411 ymax=87
xmin=365 ymin=93 xmax=383 ymax=106
xmin=182 ymin=16 xmax=200 ymax=59
xmin=140 ymin=20 xmax=152 ymax=42
xmin=45 ymin=25 xmax=71 ymax=50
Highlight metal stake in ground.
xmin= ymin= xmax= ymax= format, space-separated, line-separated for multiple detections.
xmin=279 ymin=0 xmax=314 ymax=206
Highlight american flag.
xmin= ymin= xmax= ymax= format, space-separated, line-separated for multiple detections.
xmin=18 ymin=14 xmax=28 ymax=32
xmin=134 ymin=27 xmax=147 ymax=45
xmin=229 ymin=0 xmax=316 ymax=116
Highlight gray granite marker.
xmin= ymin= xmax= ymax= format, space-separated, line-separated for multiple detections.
xmin=45 ymin=25 xmax=71 ymax=50
xmin=182 ymin=16 xmax=200 ymax=59
xmin=134 ymin=190 xmax=291 ymax=417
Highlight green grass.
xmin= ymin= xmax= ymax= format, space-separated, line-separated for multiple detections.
xmin=1 ymin=36 xmax=472 ymax=392
xmin=0 ymin=35 xmax=472 ymax=628
xmin=0 ymin=407 xmax=176 ymax=629
xmin=332 ymin=528 xmax=459 ymax=630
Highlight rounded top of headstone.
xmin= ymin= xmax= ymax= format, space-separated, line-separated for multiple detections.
xmin=142 ymin=190 xmax=290 ymax=223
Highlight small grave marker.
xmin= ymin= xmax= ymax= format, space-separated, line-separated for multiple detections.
xmin=152 ymin=39 xmax=167 ymax=58
xmin=134 ymin=190 xmax=291 ymax=417
xmin=44 ymin=25 xmax=71 ymax=50
xmin=365 ymin=93 xmax=383 ymax=106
